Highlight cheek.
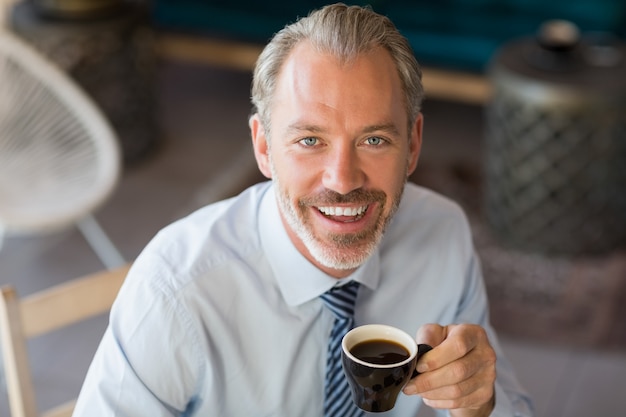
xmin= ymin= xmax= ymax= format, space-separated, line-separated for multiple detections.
xmin=365 ymin=156 xmax=407 ymax=185
xmin=273 ymin=152 xmax=323 ymax=188
xmin=371 ymin=161 xmax=408 ymax=210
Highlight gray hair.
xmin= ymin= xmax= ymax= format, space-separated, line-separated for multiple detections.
xmin=251 ymin=3 xmax=424 ymax=136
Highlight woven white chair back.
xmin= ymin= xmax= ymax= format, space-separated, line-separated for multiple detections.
xmin=0 ymin=28 xmax=120 ymax=244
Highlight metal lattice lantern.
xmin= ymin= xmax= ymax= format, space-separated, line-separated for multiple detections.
xmin=485 ymin=21 xmax=626 ymax=256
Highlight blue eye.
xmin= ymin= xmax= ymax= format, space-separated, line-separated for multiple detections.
xmin=300 ymin=137 xmax=318 ymax=146
xmin=366 ymin=136 xmax=384 ymax=146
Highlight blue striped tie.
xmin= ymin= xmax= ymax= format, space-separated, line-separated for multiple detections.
xmin=320 ymin=282 xmax=364 ymax=417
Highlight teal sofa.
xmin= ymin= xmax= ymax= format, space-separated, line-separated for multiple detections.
xmin=152 ymin=0 xmax=626 ymax=71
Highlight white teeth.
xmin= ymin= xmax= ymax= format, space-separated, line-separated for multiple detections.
xmin=318 ymin=205 xmax=367 ymax=216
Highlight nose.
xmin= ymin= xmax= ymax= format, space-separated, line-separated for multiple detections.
xmin=321 ymin=144 xmax=365 ymax=195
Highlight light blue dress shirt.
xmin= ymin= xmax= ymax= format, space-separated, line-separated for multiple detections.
xmin=73 ymin=181 xmax=533 ymax=417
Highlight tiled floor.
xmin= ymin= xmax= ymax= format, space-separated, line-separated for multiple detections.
xmin=1 ymin=58 xmax=625 ymax=417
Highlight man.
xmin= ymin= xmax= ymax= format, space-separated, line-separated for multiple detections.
xmin=74 ymin=3 xmax=533 ymax=417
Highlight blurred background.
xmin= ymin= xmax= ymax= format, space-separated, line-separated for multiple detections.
xmin=0 ymin=1 xmax=625 ymax=416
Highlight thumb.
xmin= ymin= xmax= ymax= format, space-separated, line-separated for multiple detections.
xmin=416 ymin=323 xmax=447 ymax=347
xmin=415 ymin=323 xmax=447 ymax=373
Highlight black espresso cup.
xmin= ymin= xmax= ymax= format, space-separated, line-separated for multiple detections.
xmin=341 ymin=324 xmax=432 ymax=413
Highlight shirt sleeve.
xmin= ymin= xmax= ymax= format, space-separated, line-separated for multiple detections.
xmin=456 ymin=252 xmax=535 ymax=417
xmin=73 ymin=263 xmax=204 ymax=417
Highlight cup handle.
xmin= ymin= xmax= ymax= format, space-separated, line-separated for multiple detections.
xmin=410 ymin=344 xmax=433 ymax=379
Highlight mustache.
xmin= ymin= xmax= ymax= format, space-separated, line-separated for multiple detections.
xmin=300 ymin=188 xmax=386 ymax=206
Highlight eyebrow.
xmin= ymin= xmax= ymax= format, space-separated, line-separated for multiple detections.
xmin=286 ymin=122 xmax=401 ymax=136
xmin=286 ymin=123 xmax=325 ymax=134
xmin=363 ymin=123 xmax=401 ymax=136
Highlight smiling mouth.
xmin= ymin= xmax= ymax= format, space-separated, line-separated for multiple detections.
xmin=317 ymin=205 xmax=368 ymax=222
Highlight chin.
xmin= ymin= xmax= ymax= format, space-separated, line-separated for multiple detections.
xmin=306 ymin=234 xmax=380 ymax=271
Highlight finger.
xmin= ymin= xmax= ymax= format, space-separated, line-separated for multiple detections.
xmin=416 ymin=323 xmax=447 ymax=347
xmin=414 ymin=323 xmax=447 ymax=373
xmin=418 ymin=324 xmax=483 ymax=373
xmin=421 ymin=371 xmax=495 ymax=414
xmin=418 ymin=351 xmax=485 ymax=391
xmin=419 ymin=365 xmax=495 ymax=403
xmin=404 ymin=324 xmax=495 ymax=397
xmin=408 ymin=348 xmax=488 ymax=398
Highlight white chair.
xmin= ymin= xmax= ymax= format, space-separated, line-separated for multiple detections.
xmin=0 ymin=28 xmax=124 ymax=269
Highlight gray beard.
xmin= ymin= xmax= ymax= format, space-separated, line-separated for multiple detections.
xmin=269 ymin=159 xmax=405 ymax=271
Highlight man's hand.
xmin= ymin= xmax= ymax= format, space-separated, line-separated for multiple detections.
xmin=403 ymin=324 xmax=496 ymax=417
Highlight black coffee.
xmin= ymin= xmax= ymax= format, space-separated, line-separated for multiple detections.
xmin=350 ymin=339 xmax=410 ymax=365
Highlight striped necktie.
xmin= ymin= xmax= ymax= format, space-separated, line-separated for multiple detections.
xmin=320 ymin=281 xmax=363 ymax=417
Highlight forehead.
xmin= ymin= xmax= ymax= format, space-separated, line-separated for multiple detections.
xmin=271 ymin=41 xmax=406 ymax=127
xmin=276 ymin=41 xmax=401 ymax=95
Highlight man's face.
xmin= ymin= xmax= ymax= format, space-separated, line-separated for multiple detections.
xmin=251 ymin=41 xmax=422 ymax=278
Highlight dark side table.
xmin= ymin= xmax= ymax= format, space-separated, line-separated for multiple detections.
xmin=10 ymin=0 xmax=158 ymax=164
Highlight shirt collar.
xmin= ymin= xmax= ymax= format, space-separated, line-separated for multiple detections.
xmin=259 ymin=184 xmax=380 ymax=307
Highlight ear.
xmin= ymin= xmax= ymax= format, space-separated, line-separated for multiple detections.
xmin=406 ymin=112 xmax=423 ymax=176
xmin=249 ymin=113 xmax=273 ymax=179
